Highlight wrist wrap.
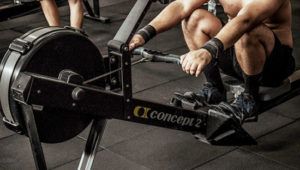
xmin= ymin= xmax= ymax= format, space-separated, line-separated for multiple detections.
xmin=201 ymin=38 xmax=224 ymax=60
xmin=136 ymin=25 xmax=157 ymax=43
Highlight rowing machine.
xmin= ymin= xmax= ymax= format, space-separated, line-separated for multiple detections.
xmin=0 ymin=0 xmax=299 ymax=169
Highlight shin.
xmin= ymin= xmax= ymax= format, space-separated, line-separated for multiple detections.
xmin=181 ymin=9 xmax=225 ymax=91
xmin=68 ymin=0 xmax=84 ymax=28
xmin=235 ymin=25 xmax=275 ymax=99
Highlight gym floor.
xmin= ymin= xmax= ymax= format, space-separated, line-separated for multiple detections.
xmin=0 ymin=0 xmax=300 ymax=169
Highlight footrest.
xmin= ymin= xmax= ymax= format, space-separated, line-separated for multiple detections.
xmin=193 ymin=109 xmax=257 ymax=146
xmin=170 ymin=92 xmax=204 ymax=110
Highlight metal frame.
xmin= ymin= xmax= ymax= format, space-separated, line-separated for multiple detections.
xmin=83 ymin=0 xmax=110 ymax=23
xmin=2 ymin=0 xmax=300 ymax=169
xmin=20 ymin=104 xmax=47 ymax=170
xmin=0 ymin=1 xmax=39 ymax=21
xmin=78 ymin=119 xmax=107 ymax=170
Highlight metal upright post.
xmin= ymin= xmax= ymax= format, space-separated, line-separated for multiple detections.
xmin=83 ymin=0 xmax=110 ymax=23
xmin=78 ymin=118 xmax=107 ymax=170
xmin=93 ymin=0 xmax=100 ymax=17
xmin=21 ymin=104 xmax=47 ymax=170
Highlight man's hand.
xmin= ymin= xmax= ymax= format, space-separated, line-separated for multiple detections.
xmin=180 ymin=49 xmax=212 ymax=77
xmin=129 ymin=34 xmax=145 ymax=51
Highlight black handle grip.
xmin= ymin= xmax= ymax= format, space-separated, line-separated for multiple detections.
xmin=133 ymin=47 xmax=181 ymax=65
xmin=152 ymin=55 xmax=180 ymax=65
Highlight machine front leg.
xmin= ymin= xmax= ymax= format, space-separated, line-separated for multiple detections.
xmin=21 ymin=104 xmax=47 ymax=170
xmin=78 ymin=118 xmax=107 ymax=170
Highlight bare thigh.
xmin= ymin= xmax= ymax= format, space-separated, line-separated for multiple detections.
xmin=181 ymin=9 xmax=223 ymax=50
xmin=234 ymin=24 xmax=275 ymax=75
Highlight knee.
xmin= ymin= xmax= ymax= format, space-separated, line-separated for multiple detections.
xmin=239 ymin=27 xmax=263 ymax=47
xmin=182 ymin=9 xmax=206 ymax=29
xmin=182 ymin=9 xmax=222 ymax=38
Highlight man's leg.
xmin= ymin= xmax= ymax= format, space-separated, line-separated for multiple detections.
xmin=228 ymin=25 xmax=275 ymax=122
xmin=182 ymin=9 xmax=222 ymax=50
xmin=181 ymin=9 xmax=226 ymax=104
xmin=68 ymin=0 xmax=84 ymax=28
xmin=40 ymin=0 xmax=61 ymax=26
xmin=235 ymin=25 xmax=275 ymax=99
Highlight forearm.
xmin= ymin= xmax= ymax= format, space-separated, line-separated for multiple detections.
xmin=214 ymin=0 xmax=284 ymax=49
xmin=149 ymin=0 xmax=207 ymax=33
xmin=200 ymin=12 xmax=259 ymax=60
xmin=215 ymin=15 xmax=255 ymax=49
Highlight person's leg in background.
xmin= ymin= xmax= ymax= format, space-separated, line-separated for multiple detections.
xmin=41 ymin=0 xmax=83 ymax=28
xmin=68 ymin=0 xmax=84 ymax=28
xmin=40 ymin=0 xmax=61 ymax=26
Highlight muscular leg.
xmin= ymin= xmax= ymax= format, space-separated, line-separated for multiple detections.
xmin=182 ymin=9 xmax=222 ymax=50
xmin=182 ymin=9 xmax=225 ymax=93
xmin=235 ymin=25 xmax=275 ymax=75
xmin=40 ymin=0 xmax=60 ymax=26
xmin=235 ymin=25 xmax=275 ymax=99
xmin=220 ymin=25 xmax=277 ymax=123
xmin=68 ymin=0 xmax=84 ymax=28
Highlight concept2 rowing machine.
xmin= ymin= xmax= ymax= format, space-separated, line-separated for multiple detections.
xmin=0 ymin=0 xmax=299 ymax=169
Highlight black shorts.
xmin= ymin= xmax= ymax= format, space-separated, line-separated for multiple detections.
xmin=218 ymin=33 xmax=295 ymax=87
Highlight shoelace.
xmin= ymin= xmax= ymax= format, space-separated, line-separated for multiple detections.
xmin=209 ymin=94 xmax=256 ymax=124
xmin=232 ymin=94 xmax=256 ymax=119
xmin=211 ymin=102 xmax=243 ymax=122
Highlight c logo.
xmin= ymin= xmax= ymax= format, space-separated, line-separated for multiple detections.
xmin=133 ymin=106 xmax=151 ymax=119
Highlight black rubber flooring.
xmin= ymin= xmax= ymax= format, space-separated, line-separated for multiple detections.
xmin=0 ymin=0 xmax=300 ymax=169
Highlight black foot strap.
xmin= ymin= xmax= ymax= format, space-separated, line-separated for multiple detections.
xmin=210 ymin=102 xmax=258 ymax=124
xmin=170 ymin=92 xmax=208 ymax=110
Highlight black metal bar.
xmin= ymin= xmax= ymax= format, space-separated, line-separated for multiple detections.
xmin=107 ymin=0 xmax=153 ymax=91
xmin=83 ymin=0 xmax=95 ymax=17
xmin=21 ymin=72 xmax=209 ymax=132
xmin=113 ymin=0 xmax=153 ymax=44
xmin=108 ymin=0 xmax=155 ymax=117
xmin=0 ymin=2 xmax=39 ymax=21
xmin=25 ymin=73 xmax=124 ymax=119
xmin=21 ymin=104 xmax=47 ymax=170
xmin=78 ymin=118 xmax=107 ymax=170
xmin=107 ymin=41 xmax=123 ymax=91
xmin=121 ymin=47 xmax=133 ymax=119
xmin=93 ymin=0 xmax=99 ymax=16
xmin=83 ymin=0 xmax=110 ymax=23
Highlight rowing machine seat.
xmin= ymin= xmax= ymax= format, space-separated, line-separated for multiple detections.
xmin=223 ymin=70 xmax=300 ymax=102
